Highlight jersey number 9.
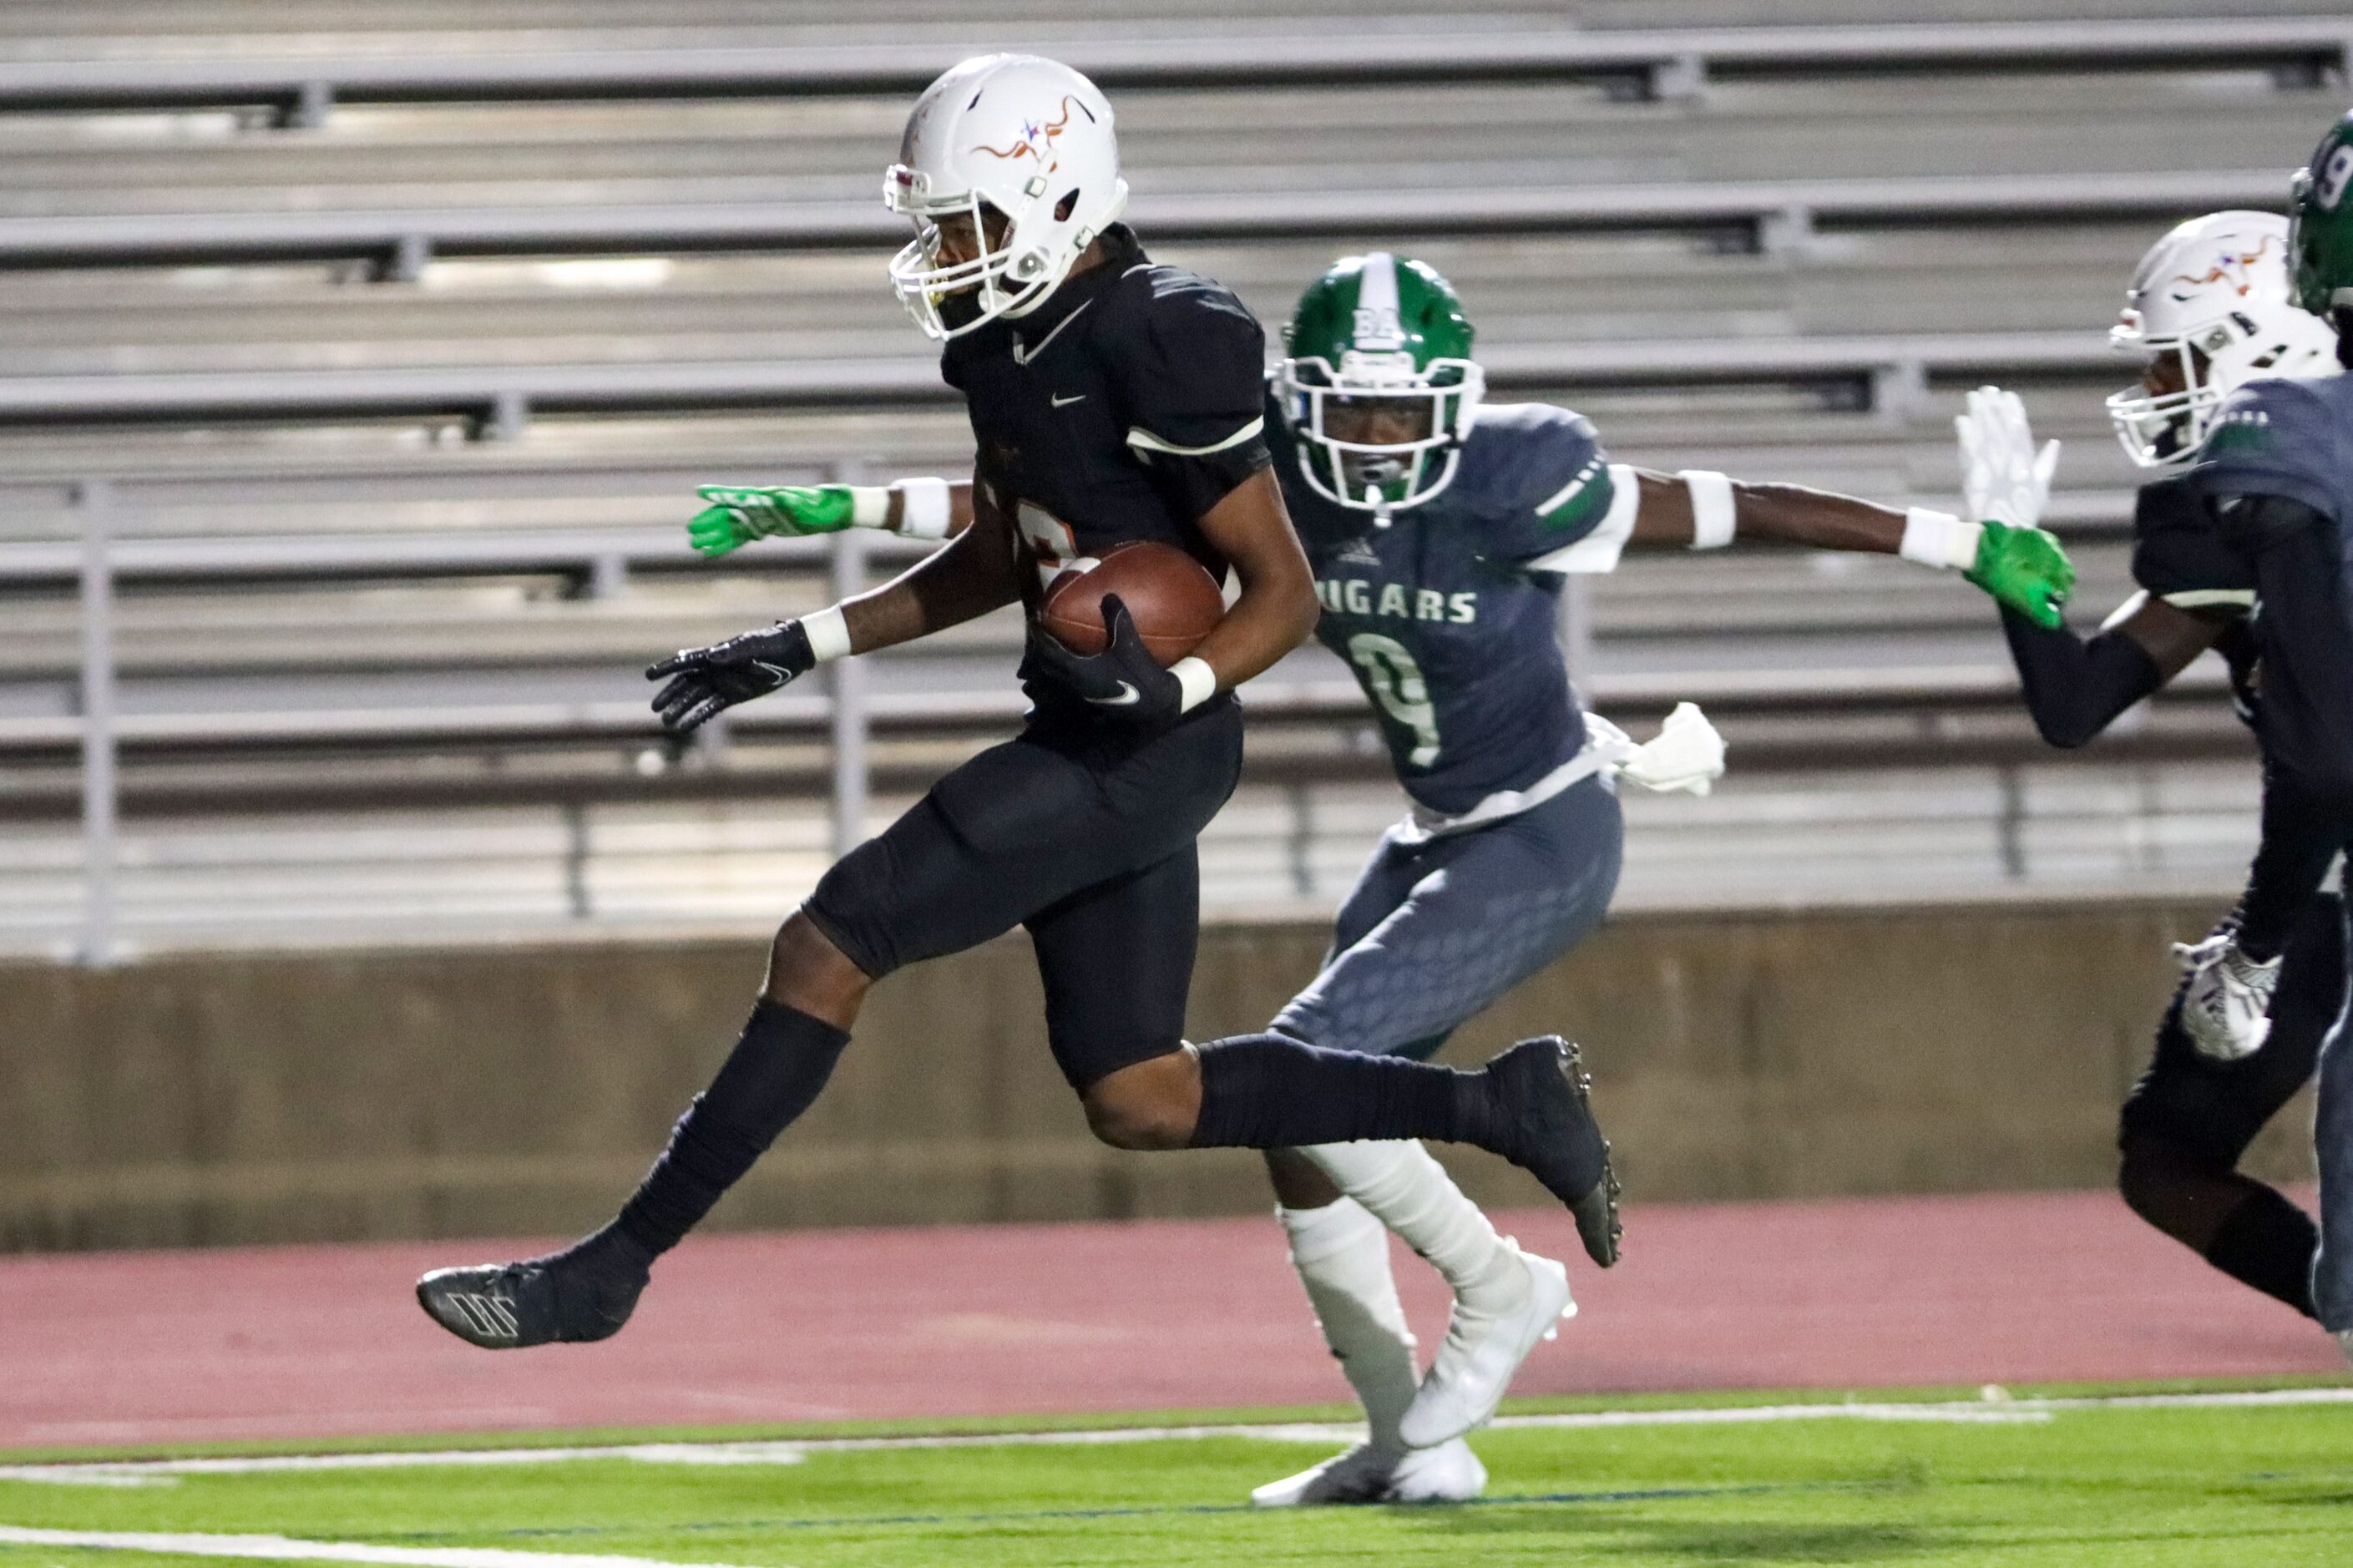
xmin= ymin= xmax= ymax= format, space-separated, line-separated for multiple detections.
xmin=1349 ymin=633 xmax=1441 ymax=768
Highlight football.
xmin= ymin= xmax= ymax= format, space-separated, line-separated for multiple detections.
xmin=1040 ymin=540 xmax=1227 ymax=665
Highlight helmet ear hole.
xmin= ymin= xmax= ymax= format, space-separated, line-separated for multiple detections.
xmin=1054 ymin=189 xmax=1079 ymax=222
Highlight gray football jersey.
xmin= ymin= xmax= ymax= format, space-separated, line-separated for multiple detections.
xmin=1268 ymin=397 xmax=1618 ymax=815
xmin=2195 ymin=370 xmax=2353 ymax=526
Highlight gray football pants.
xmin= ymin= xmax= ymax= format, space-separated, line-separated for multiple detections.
xmin=1273 ymin=772 xmax=1624 ymax=1060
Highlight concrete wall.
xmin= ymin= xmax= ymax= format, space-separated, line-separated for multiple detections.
xmin=0 ymin=899 xmax=2318 ymax=1252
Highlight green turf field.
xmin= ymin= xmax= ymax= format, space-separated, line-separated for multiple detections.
xmin=3 ymin=1387 xmax=2349 ymax=1568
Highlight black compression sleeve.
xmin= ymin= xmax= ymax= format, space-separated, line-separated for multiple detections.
xmin=2219 ymin=495 xmax=2353 ymax=959
xmin=1998 ymin=604 xmax=2164 ymax=748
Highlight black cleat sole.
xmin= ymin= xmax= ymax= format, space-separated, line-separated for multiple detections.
xmin=1558 ymin=1044 xmax=1622 ymax=1269
xmin=1489 ymin=1036 xmax=1622 ymax=1268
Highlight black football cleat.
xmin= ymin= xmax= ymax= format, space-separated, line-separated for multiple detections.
xmin=1481 ymin=1035 xmax=1622 ymax=1267
xmin=416 ymin=1227 xmax=650 ymax=1349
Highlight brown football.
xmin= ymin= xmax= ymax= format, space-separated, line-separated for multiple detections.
xmin=1040 ymin=540 xmax=1226 ymax=665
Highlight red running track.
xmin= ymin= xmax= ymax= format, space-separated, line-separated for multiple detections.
xmin=1 ymin=1189 xmax=2340 ymax=1451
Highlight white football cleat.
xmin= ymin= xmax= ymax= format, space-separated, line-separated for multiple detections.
xmin=1387 ymin=1437 xmax=1489 ymax=1503
xmin=1398 ymin=1238 xmax=1573 ymax=1450
xmin=2335 ymin=1328 xmax=2353 ymax=1370
xmin=1251 ymin=1438 xmax=1486 ymax=1507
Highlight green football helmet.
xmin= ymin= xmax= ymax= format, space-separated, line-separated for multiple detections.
xmin=2289 ymin=109 xmax=2353 ymax=318
xmin=1277 ymin=251 xmax=1484 ymax=516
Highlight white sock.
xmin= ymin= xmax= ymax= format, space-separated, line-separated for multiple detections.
xmin=1305 ymin=1140 xmax=1517 ymax=1297
xmin=1278 ymin=1196 xmax=1419 ymax=1455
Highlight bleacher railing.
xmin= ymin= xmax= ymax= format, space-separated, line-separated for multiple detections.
xmin=0 ymin=17 xmax=2344 ymax=113
xmin=0 ymin=170 xmax=2299 ymax=275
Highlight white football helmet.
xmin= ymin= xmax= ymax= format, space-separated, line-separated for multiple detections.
xmin=2106 ymin=210 xmax=2337 ymax=468
xmin=882 ymin=54 xmax=1130 ymax=341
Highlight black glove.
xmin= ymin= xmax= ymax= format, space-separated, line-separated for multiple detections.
xmin=1024 ymin=594 xmax=1186 ymax=732
xmin=646 ymin=620 xmax=816 ymax=734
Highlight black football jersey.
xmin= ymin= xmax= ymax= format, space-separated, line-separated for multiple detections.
xmin=2130 ymin=473 xmax=2261 ymax=726
xmin=941 ymin=225 xmax=1271 ymax=613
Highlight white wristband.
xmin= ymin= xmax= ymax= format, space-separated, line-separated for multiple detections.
xmin=1171 ymin=655 xmax=1217 ymax=714
xmin=1898 ymin=507 xmax=1984 ymax=572
xmin=845 ymin=486 xmax=891 ymax=529
xmin=1679 ymin=469 xmax=1736 ymax=549
xmin=894 ymin=476 xmax=953 ymax=540
xmin=802 ymin=604 xmax=852 ymax=664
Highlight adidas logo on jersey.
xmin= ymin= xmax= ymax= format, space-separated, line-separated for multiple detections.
xmin=1317 ymin=578 xmax=1478 ymax=624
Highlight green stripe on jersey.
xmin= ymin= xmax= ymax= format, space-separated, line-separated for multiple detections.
xmin=1534 ymin=455 xmax=1612 ymax=532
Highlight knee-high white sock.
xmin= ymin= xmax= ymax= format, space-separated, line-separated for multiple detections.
xmin=1305 ymin=1140 xmax=1516 ymax=1297
xmin=1278 ymin=1196 xmax=1419 ymax=1455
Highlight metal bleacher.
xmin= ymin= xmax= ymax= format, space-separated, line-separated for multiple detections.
xmin=0 ymin=1 xmax=2328 ymax=955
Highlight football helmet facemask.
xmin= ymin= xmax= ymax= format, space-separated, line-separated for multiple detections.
xmin=883 ymin=54 xmax=1129 ymax=341
xmin=1278 ymin=251 xmax=1485 ymax=518
xmin=2105 ymin=210 xmax=2336 ymax=468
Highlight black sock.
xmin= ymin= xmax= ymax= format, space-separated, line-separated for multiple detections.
xmin=614 ymin=999 xmax=852 ymax=1257
xmin=1187 ymin=1032 xmax=1495 ymax=1150
xmin=2204 ymin=1185 xmax=2321 ymax=1319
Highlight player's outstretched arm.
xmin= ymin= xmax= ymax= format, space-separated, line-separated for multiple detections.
xmin=1186 ymin=466 xmax=1320 ymax=692
xmin=647 ymin=481 xmax=1022 ymax=734
xmin=1609 ymin=387 xmax=2072 ymax=627
xmin=1617 ymin=467 xmax=2074 ymax=629
xmin=686 ymin=478 xmax=974 ymax=556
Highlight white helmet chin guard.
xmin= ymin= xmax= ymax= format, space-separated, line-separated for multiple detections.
xmin=883 ymin=54 xmax=1130 ymax=341
xmin=2106 ymin=210 xmax=2338 ymax=468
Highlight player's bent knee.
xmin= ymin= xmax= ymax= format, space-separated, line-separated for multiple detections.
xmin=1264 ymin=1146 xmax=1344 ymax=1208
xmin=762 ymin=911 xmax=871 ymax=1028
xmin=1080 ymin=1051 xmax=1201 ymax=1151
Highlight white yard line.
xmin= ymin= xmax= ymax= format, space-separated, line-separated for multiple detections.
xmin=0 ymin=1525 xmax=757 ymax=1568
xmin=3 ymin=1384 xmax=2345 ymax=1490
xmin=1488 ymin=1402 xmax=2050 ymax=1430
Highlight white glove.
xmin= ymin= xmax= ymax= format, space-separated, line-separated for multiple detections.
xmin=2171 ymin=932 xmax=2282 ymax=1062
xmin=1955 ymin=385 xmax=2061 ymax=529
xmin=1608 ymin=701 xmax=1727 ymax=797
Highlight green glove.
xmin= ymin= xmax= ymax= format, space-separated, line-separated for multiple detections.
xmin=1966 ymin=518 xmax=2076 ymax=630
xmin=686 ymin=484 xmax=862 ymax=558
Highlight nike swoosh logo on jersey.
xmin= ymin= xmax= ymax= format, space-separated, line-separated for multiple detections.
xmin=1087 ymin=682 xmax=1141 ymax=706
xmin=1051 ymin=393 xmax=1086 ymax=407
xmin=1010 ymin=299 xmax=1092 ymax=366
